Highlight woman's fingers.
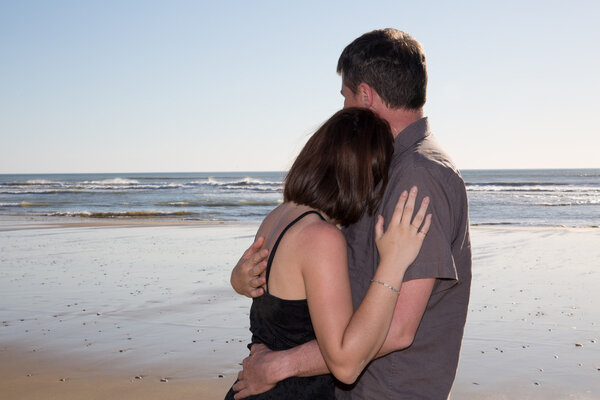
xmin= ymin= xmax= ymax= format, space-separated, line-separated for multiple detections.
xmin=410 ymin=196 xmax=430 ymax=231
xmin=400 ymin=186 xmax=418 ymax=226
xmin=419 ymin=214 xmax=433 ymax=237
xmin=386 ymin=186 xmax=432 ymax=238
xmin=374 ymin=215 xmax=385 ymax=241
xmin=390 ymin=190 xmax=409 ymax=226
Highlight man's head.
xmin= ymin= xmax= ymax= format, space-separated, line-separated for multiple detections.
xmin=337 ymin=29 xmax=427 ymax=111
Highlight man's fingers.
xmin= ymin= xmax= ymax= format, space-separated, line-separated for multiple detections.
xmin=250 ymin=259 xmax=268 ymax=279
xmin=234 ymin=389 xmax=250 ymax=400
xmin=249 ymin=343 xmax=267 ymax=355
xmin=248 ymin=287 xmax=264 ymax=298
xmin=251 ymin=247 xmax=269 ymax=262
xmin=232 ymin=371 xmax=245 ymax=392
xmin=249 ymin=248 xmax=269 ymax=271
xmin=251 ymin=236 xmax=265 ymax=250
xmin=249 ymin=275 xmax=266 ymax=289
xmin=241 ymin=237 xmax=265 ymax=260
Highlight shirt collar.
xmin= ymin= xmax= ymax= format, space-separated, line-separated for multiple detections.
xmin=393 ymin=117 xmax=430 ymax=156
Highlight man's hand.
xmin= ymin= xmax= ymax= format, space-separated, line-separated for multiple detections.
xmin=232 ymin=344 xmax=280 ymax=399
xmin=230 ymin=237 xmax=269 ymax=298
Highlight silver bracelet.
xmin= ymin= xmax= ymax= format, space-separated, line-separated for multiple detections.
xmin=370 ymin=279 xmax=400 ymax=293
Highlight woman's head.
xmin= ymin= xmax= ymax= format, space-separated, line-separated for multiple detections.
xmin=284 ymin=108 xmax=393 ymax=226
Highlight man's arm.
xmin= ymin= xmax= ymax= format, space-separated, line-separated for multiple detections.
xmin=230 ymin=236 xmax=269 ymax=298
xmin=232 ymin=278 xmax=433 ymax=399
xmin=232 ymin=341 xmax=328 ymax=400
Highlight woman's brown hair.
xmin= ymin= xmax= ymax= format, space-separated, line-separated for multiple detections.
xmin=284 ymin=108 xmax=393 ymax=226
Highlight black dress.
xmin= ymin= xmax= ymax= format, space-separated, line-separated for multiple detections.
xmin=225 ymin=211 xmax=335 ymax=399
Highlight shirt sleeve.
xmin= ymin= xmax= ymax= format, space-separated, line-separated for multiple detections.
xmin=380 ymin=165 xmax=459 ymax=292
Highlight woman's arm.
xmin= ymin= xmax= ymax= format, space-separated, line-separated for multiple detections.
xmin=302 ymin=187 xmax=431 ymax=384
xmin=232 ymin=280 xmax=432 ymax=399
xmin=375 ymin=277 xmax=434 ymax=355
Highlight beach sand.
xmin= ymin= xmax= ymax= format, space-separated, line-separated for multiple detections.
xmin=1 ymin=216 xmax=599 ymax=399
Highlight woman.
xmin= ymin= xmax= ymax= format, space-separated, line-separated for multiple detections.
xmin=225 ymin=108 xmax=431 ymax=399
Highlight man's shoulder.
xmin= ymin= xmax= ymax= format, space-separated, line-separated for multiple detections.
xmin=388 ymin=140 xmax=465 ymax=198
xmin=394 ymin=134 xmax=460 ymax=178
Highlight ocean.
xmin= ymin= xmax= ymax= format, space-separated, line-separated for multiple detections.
xmin=0 ymin=169 xmax=598 ymax=227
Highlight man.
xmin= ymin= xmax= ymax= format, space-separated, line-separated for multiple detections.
xmin=230 ymin=28 xmax=471 ymax=399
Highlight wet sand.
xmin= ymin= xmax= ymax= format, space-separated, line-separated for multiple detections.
xmin=452 ymin=226 xmax=600 ymax=399
xmin=0 ymin=216 xmax=599 ymax=399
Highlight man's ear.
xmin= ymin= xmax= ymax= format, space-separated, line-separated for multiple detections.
xmin=357 ymin=83 xmax=374 ymax=108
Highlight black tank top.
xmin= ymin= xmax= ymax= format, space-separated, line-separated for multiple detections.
xmin=225 ymin=210 xmax=335 ymax=399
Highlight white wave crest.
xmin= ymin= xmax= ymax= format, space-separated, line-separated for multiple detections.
xmin=201 ymin=177 xmax=281 ymax=186
xmin=83 ymin=178 xmax=141 ymax=185
xmin=25 ymin=179 xmax=61 ymax=185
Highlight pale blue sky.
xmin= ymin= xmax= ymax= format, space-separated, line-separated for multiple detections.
xmin=1 ymin=0 xmax=599 ymax=173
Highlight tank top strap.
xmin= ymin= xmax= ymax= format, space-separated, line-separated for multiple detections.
xmin=265 ymin=210 xmax=326 ymax=292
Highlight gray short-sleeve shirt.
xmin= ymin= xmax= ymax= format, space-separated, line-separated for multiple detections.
xmin=336 ymin=118 xmax=472 ymax=399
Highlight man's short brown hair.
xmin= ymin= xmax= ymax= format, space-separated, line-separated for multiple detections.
xmin=284 ymin=108 xmax=393 ymax=227
xmin=337 ymin=28 xmax=427 ymax=110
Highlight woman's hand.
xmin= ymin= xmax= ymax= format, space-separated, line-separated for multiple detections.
xmin=375 ymin=186 xmax=431 ymax=271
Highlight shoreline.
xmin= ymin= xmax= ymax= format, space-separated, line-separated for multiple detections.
xmin=0 ymin=214 xmax=598 ymax=231
xmin=1 ymin=217 xmax=599 ymax=399
xmin=0 ymin=214 xmax=258 ymax=232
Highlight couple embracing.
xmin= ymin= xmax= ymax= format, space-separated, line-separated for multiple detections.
xmin=226 ymin=28 xmax=471 ymax=400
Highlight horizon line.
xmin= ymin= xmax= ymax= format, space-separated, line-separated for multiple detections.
xmin=1 ymin=167 xmax=599 ymax=175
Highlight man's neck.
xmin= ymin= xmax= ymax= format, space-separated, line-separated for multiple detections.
xmin=378 ymin=108 xmax=424 ymax=139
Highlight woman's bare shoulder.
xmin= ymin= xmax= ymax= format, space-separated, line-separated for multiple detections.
xmin=257 ymin=205 xmax=346 ymax=264
xmin=295 ymin=218 xmax=347 ymax=258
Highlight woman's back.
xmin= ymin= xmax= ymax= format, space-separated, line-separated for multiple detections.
xmin=224 ymin=204 xmax=336 ymax=399
xmin=256 ymin=203 xmax=344 ymax=300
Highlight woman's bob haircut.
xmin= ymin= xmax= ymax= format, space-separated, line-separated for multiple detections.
xmin=284 ymin=108 xmax=394 ymax=227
